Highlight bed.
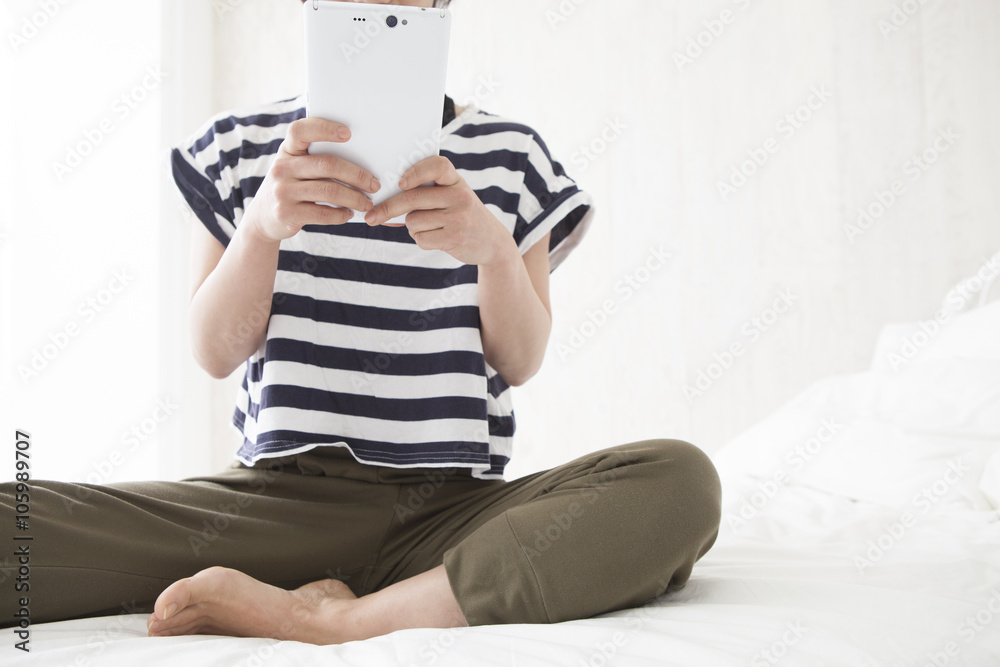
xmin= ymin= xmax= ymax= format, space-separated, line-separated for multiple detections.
xmin=8 ymin=277 xmax=1000 ymax=667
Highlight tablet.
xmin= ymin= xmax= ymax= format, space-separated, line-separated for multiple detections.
xmin=303 ymin=0 xmax=452 ymax=224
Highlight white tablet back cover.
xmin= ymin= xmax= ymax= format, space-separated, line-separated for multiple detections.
xmin=304 ymin=1 xmax=452 ymax=223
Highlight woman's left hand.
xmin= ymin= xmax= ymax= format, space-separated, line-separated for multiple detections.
xmin=363 ymin=155 xmax=512 ymax=267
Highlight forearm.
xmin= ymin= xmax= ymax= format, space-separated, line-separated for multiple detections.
xmin=477 ymin=236 xmax=552 ymax=386
xmin=190 ymin=213 xmax=282 ymax=379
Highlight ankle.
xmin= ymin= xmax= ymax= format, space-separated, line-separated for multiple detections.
xmin=309 ymin=594 xmax=366 ymax=644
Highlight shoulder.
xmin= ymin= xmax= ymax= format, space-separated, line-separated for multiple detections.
xmin=446 ymin=107 xmax=567 ymax=178
xmin=451 ymin=107 xmax=543 ymax=146
xmin=169 ymin=94 xmax=307 ymax=227
xmin=175 ymin=93 xmax=307 ymax=161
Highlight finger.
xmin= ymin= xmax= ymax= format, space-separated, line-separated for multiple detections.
xmin=409 ymin=226 xmax=451 ymax=252
xmin=403 ymin=208 xmax=449 ymax=235
xmin=287 ymin=153 xmax=381 ymax=194
xmin=398 ymin=155 xmax=461 ymax=190
xmin=280 ymin=117 xmax=352 ymax=157
xmin=298 ymin=202 xmax=355 ymax=227
xmin=365 ymin=184 xmax=453 ymax=226
xmin=294 ymin=178 xmax=373 ymax=213
xmin=269 ymin=200 xmax=353 ymax=234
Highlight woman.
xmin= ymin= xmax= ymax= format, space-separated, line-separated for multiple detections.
xmin=0 ymin=0 xmax=722 ymax=646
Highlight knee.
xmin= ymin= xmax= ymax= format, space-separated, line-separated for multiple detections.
xmin=651 ymin=438 xmax=721 ymax=498
xmin=611 ymin=438 xmax=720 ymax=485
xmin=646 ymin=437 xmax=719 ymax=481
xmin=618 ymin=439 xmax=723 ymax=543
xmin=585 ymin=438 xmax=723 ymax=532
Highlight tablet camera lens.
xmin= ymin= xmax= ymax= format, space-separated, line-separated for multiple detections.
xmin=386 ymin=15 xmax=398 ymax=28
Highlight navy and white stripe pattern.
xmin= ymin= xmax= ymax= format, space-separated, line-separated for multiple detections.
xmin=170 ymin=94 xmax=594 ymax=479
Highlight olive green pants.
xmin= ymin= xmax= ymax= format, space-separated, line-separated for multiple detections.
xmin=0 ymin=439 xmax=721 ymax=627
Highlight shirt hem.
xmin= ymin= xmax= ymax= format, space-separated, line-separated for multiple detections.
xmin=235 ymin=441 xmax=496 ymax=471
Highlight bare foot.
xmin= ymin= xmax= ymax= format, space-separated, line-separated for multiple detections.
xmin=146 ymin=566 xmax=359 ymax=644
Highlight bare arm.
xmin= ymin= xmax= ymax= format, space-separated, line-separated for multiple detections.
xmin=363 ymin=157 xmax=553 ymax=386
xmin=187 ymin=217 xmax=281 ymax=379
xmin=476 ymin=232 xmax=552 ymax=386
xmin=186 ymin=118 xmax=382 ymax=379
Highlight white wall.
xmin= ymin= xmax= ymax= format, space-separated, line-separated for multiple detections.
xmin=204 ymin=0 xmax=1000 ymax=480
xmin=4 ymin=0 xmax=998 ymax=484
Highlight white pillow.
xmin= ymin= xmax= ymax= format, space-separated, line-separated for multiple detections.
xmin=713 ymin=358 xmax=1000 ymax=509
xmin=716 ymin=270 xmax=1000 ymax=509
xmin=981 ymin=452 xmax=1000 ymax=511
xmin=871 ymin=287 xmax=1000 ymax=370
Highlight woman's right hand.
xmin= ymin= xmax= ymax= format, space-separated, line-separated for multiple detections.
xmin=246 ymin=117 xmax=382 ymax=242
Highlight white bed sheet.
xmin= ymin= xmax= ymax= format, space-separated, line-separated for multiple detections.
xmin=6 ymin=302 xmax=999 ymax=667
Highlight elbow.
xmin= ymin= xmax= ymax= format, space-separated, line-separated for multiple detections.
xmin=498 ymin=355 xmax=545 ymax=388
xmin=486 ymin=331 xmax=550 ymax=388
xmin=203 ymin=361 xmax=237 ymax=381
xmin=503 ymin=371 xmax=534 ymax=388
xmin=193 ymin=345 xmax=239 ymax=380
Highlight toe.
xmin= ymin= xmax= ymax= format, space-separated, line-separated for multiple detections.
xmin=149 ymin=615 xmax=214 ymax=638
xmin=153 ymin=566 xmax=234 ymax=622
xmin=153 ymin=579 xmax=192 ymax=622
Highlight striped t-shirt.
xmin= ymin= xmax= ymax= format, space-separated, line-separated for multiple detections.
xmin=170 ymin=93 xmax=594 ymax=479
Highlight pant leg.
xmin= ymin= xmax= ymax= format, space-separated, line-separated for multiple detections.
xmin=378 ymin=439 xmax=722 ymax=626
xmin=0 ymin=455 xmax=399 ymax=626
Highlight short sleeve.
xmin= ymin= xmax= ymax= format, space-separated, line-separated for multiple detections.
xmin=169 ymin=118 xmax=239 ymax=248
xmin=514 ymin=131 xmax=595 ymax=272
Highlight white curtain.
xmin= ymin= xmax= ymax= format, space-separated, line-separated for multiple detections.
xmin=1 ymin=0 xmax=219 ymax=482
